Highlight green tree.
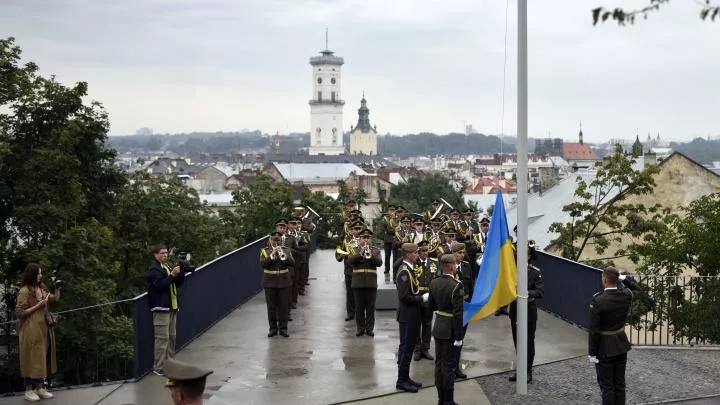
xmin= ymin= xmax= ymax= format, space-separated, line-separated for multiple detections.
xmin=627 ymin=193 xmax=720 ymax=343
xmin=592 ymin=0 xmax=719 ymax=26
xmin=389 ymin=174 xmax=468 ymax=214
xmin=226 ymin=174 xmax=294 ymax=245
xmin=301 ymin=189 xmax=342 ymax=249
xmin=548 ymin=145 xmax=665 ymax=263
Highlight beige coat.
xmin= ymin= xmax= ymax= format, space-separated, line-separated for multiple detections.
xmin=15 ymin=286 xmax=58 ymax=378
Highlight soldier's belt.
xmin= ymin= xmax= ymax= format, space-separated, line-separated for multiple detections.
xmin=263 ymin=269 xmax=289 ymax=275
xmin=435 ymin=310 xmax=453 ymax=317
xmin=418 ymin=287 xmax=429 ymax=292
xmin=353 ymin=268 xmax=377 ymax=273
xmin=599 ymin=327 xmax=624 ymax=336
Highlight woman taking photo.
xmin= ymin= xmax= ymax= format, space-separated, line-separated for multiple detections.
xmin=15 ymin=263 xmax=60 ymax=402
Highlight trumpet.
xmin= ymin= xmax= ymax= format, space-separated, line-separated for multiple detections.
xmin=363 ymin=245 xmax=372 ymax=259
xmin=278 ymin=248 xmax=287 ymax=261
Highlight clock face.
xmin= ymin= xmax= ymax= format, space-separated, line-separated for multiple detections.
xmin=331 ymin=77 xmax=336 ymax=84
xmin=317 ymin=77 xmax=322 ymax=84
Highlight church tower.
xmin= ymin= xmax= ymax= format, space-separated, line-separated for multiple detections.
xmin=349 ymin=94 xmax=378 ymax=155
xmin=308 ymin=31 xmax=345 ymax=155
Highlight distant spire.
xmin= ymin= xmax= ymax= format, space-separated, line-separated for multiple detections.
xmin=325 ymin=28 xmax=329 ymax=50
xmin=578 ymin=120 xmax=584 ymax=145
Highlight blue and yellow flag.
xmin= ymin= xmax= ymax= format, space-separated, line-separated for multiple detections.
xmin=464 ymin=192 xmax=518 ymax=325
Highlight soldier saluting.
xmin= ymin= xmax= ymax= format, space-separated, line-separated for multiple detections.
xmin=428 ymin=253 xmax=464 ymax=405
xmin=589 ymin=267 xmax=642 ymax=405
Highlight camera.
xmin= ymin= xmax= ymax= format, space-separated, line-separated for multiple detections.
xmin=177 ymin=252 xmax=197 ymax=273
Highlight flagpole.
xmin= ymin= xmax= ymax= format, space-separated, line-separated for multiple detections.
xmin=516 ymin=0 xmax=529 ymax=395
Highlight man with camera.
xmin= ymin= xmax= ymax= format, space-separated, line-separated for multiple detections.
xmin=148 ymin=244 xmax=186 ymax=375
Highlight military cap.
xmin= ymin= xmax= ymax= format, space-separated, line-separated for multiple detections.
xmin=275 ymin=218 xmax=287 ymax=226
xmin=293 ymin=206 xmax=305 ymax=211
xmin=450 ymin=209 xmax=461 ymax=215
xmin=463 ymin=208 xmax=474 ymax=214
xmin=351 ymin=221 xmax=364 ymax=229
xmin=395 ymin=206 xmax=406 ymax=212
xmin=163 ymin=358 xmax=213 ymax=388
xmin=387 ymin=204 xmax=397 ymax=210
xmin=417 ymin=240 xmax=430 ymax=249
xmin=450 ymin=242 xmax=466 ymax=253
xmin=350 ymin=209 xmax=362 ymax=215
xmin=346 ymin=199 xmax=357 ymax=205
xmin=430 ymin=217 xmax=443 ymax=224
xmin=402 ymin=243 xmax=418 ymax=253
xmin=442 ymin=228 xmax=456 ymax=235
xmin=359 ymin=228 xmax=373 ymax=237
xmin=287 ymin=218 xmax=299 ymax=224
xmin=400 ymin=215 xmax=412 ymax=223
xmin=432 ymin=199 xmax=441 ymax=205
xmin=269 ymin=231 xmax=282 ymax=241
xmin=480 ymin=217 xmax=490 ymax=225
xmin=413 ymin=217 xmax=425 ymax=224
xmin=440 ymin=254 xmax=457 ymax=265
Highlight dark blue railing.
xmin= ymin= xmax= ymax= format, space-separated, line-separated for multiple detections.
xmin=132 ymin=234 xmax=317 ymax=379
xmin=534 ymin=251 xmax=602 ymax=329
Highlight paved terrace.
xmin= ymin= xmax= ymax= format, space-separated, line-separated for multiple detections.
xmin=0 ymin=250 xmax=586 ymax=405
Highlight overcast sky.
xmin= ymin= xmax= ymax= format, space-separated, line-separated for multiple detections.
xmin=2 ymin=0 xmax=719 ymax=142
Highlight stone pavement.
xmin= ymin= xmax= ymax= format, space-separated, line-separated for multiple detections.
xmin=0 ymin=250 xmax=586 ymax=405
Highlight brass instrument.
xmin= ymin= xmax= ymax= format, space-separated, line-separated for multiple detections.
xmin=281 ymin=234 xmax=286 ymax=245
xmin=430 ymin=198 xmax=454 ymax=220
xmin=278 ymin=247 xmax=287 ymax=261
xmin=363 ymin=245 xmax=372 ymax=259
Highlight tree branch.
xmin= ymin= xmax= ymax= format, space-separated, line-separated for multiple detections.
xmin=593 ymin=0 xmax=720 ymax=25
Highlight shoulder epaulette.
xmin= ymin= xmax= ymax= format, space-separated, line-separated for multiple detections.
xmin=429 ymin=257 xmax=438 ymax=262
xmin=593 ymin=291 xmax=602 ymax=298
xmin=461 ymin=260 xmax=469 ymax=264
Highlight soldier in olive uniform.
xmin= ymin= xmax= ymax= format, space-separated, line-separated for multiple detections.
xmin=508 ymin=244 xmax=544 ymax=382
xmin=335 ymin=221 xmax=363 ymax=321
xmin=347 ymin=228 xmax=383 ymax=336
xmin=426 ymin=217 xmax=444 ymax=260
xmin=451 ymin=242 xmax=473 ymax=379
xmin=381 ymin=205 xmax=397 ymax=275
xmin=428 ymin=254 xmax=465 ymax=405
xmin=589 ymin=267 xmax=641 ymax=405
xmin=163 ymin=358 xmax=213 ymax=405
xmin=413 ymin=240 xmax=435 ymax=361
xmin=260 ymin=232 xmax=295 ymax=337
xmin=390 ymin=206 xmax=406 ymax=275
xmin=423 ymin=199 xmax=443 ymax=221
xmin=288 ymin=219 xmax=308 ymax=305
xmin=276 ymin=219 xmax=300 ymax=318
xmin=293 ymin=206 xmax=316 ymax=291
xmin=395 ymin=243 xmax=427 ymax=394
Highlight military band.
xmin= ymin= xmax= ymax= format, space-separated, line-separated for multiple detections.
xmin=257 ymin=198 xmax=564 ymax=405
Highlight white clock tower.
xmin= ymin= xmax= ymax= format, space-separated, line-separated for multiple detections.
xmin=308 ymin=33 xmax=345 ymax=155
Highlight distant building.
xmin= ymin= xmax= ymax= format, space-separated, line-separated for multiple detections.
xmin=143 ymin=157 xmax=199 ymax=177
xmin=535 ymin=138 xmax=564 ymax=157
xmin=563 ymin=123 xmax=599 ymax=168
xmin=308 ymin=37 xmax=345 ymax=156
xmin=349 ymin=96 xmax=378 ymax=155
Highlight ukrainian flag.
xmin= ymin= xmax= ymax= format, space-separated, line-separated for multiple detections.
xmin=464 ymin=192 xmax=518 ymax=325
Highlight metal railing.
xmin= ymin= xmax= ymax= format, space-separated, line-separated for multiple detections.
xmin=1 ymin=233 xmax=320 ymax=394
xmin=533 ymin=251 xmax=602 ymax=329
xmin=532 ymin=252 xmax=720 ymax=347
xmin=627 ymin=275 xmax=720 ymax=347
xmin=132 ymin=236 xmax=269 ymax=378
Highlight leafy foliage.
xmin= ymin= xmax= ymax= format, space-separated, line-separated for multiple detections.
xmin=549 ymin=145 xmax=665 ymax=263
xmin=387 ymin=174 xmax=471 ymax=215
xmin=301 ymin=189 xmax=342 ymax=249
xmin=592 ymin=0 xmax=720 ymax=26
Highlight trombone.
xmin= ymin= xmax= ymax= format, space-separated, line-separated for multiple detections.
xmin=430 ymin=198 xmax=454 ymax=220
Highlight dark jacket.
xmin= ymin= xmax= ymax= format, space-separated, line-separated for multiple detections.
xmin=415 ymin=257 xmax=435 ymax=293
xmin=347 ymin=248 xmax=383 ymax=288
xmin=148 ymin=260 xmax=186 ymax=311
xmin=510 ymin=265 xmax=545 ymax=316
xmin=396 ymin=261 xmax=424 ymax=322
xmin=588 ymin=278 xmax=640 ymax=358
xmin=429 ymin=274 xmax=464 ymax=341
xmin=456 ymin=261 xmax=474 ymax=302
xmin=260 ymin=246 xmax=295 ymax=289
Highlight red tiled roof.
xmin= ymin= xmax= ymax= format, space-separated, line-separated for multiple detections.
xmin=563 ymin=143 xmax=599 ymax=160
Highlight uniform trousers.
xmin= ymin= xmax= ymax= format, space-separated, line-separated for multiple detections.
xmin=414 ymin=303 xmax=433 ymax=353
xmin=291 ymin=264 xmax=302 ymax=304
xmin=509 ymin=301 xmax=538 ymax=372
xmin=344 ymin=274 xmax=355 ymax=316
xmin=391 ymin=249 xmax=401 ymax=279
xmin=300 ymin=259 xmax=310 ymax=290
xmin=453 ymin=323 xmax=468 ymax=370
xmin=383 ymin=242 xmax=393 ymax=273
xmin=397 ymin=320 xmax=421 ymax=383
xmin=265 ymin=286 xmax=291 ymax=332
xmin=353 ymin=288 xmax=377 ymax=332
xmin=435 ymin=339 xmax=458 ymax=405
xmin=595 ymin=352 xmax=627 ymax=405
